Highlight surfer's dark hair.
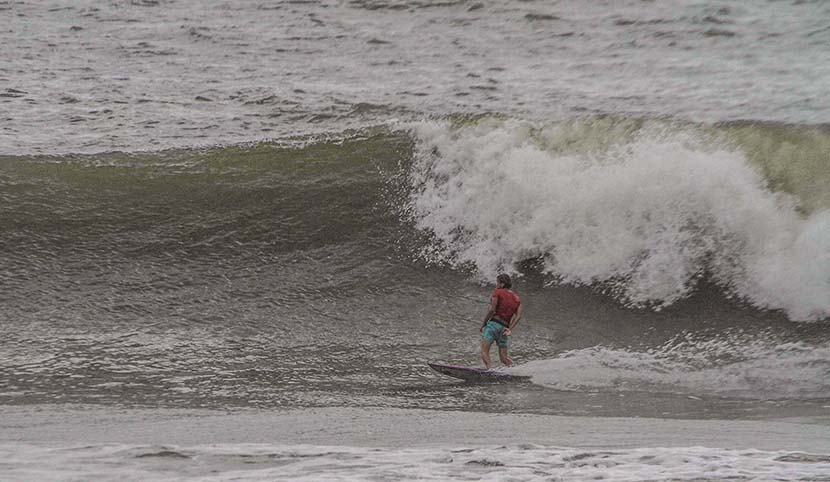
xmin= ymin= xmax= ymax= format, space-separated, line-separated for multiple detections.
xmin=497 ymin=274 xmax=512 ymax=289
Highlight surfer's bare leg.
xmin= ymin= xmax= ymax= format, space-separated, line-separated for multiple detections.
xmin=480 ymin=340 xmax=493 ymax=370
xmin=498 ymin=347 xmax=513 ymax=367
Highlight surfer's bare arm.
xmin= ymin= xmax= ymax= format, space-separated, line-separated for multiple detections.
xmin=481 ymin=296 xmax=498 ymax=331
xmin=504 ymin=304 xmax=522 ymax=336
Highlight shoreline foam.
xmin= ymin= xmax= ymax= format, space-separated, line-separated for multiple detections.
xmin=3 ymin=405 xmax=829 ymax=452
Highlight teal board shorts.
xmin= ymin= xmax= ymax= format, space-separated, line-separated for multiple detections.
xmin=482 ymin=320 xmax=510 ymax=348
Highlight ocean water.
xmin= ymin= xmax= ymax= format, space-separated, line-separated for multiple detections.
xmin=2 ymin=0 xmax=830 ymax=480
xmin=4 ymin=442 xmax=830 ymax=482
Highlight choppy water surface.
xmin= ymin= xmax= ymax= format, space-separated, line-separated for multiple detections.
xmin=2 ymin=0 xmax=830 ymax=153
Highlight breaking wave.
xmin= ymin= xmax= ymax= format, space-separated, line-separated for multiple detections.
xmin=404 ymin=117 xmax=830 ymax=321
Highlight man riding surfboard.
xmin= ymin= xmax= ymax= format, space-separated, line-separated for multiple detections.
xmin=480 ymin=274 xmax=522 ymax=370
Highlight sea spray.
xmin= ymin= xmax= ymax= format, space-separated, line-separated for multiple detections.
xmin=405 ymin=118 xmax=830 ymax=321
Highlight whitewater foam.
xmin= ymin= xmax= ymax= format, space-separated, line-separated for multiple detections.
xmin=405 ymin=118 xmax=830 ymax=321
xmin=512 ymin=331 xmax=830 ymax=400
xmin=3 ymin=443 xmax=829 ymax=482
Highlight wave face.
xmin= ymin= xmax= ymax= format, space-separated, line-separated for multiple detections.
xmin=0 ymin=131 xmax=416 ymax=331
xmin=405 ymin=118 xmax=830 ymax=321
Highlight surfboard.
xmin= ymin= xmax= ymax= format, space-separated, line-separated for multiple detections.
xmin=428 ymin=362 xmax=530 ymax=382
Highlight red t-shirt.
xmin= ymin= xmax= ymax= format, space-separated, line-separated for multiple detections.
xmin=491 ymin=288 xmax=521 ymax=326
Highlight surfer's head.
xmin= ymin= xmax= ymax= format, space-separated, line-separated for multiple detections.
xmin=496 ymin=273 xmax=512 ymax=289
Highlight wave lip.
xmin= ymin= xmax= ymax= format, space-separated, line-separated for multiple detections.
xmin=405 ymin=118 xmax=830 ymax=321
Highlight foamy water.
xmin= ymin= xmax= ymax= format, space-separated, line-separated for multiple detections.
xmin=405 ymin=119 xmax=830 ymax=321
xmin=3 ymin=443 xmax=830 ymax=482
xmin=512 ymin=331 xmax=830 ymax=400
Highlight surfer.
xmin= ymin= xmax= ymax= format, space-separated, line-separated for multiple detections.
xmin=480 ymin=274 xmax=522 ymax=370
